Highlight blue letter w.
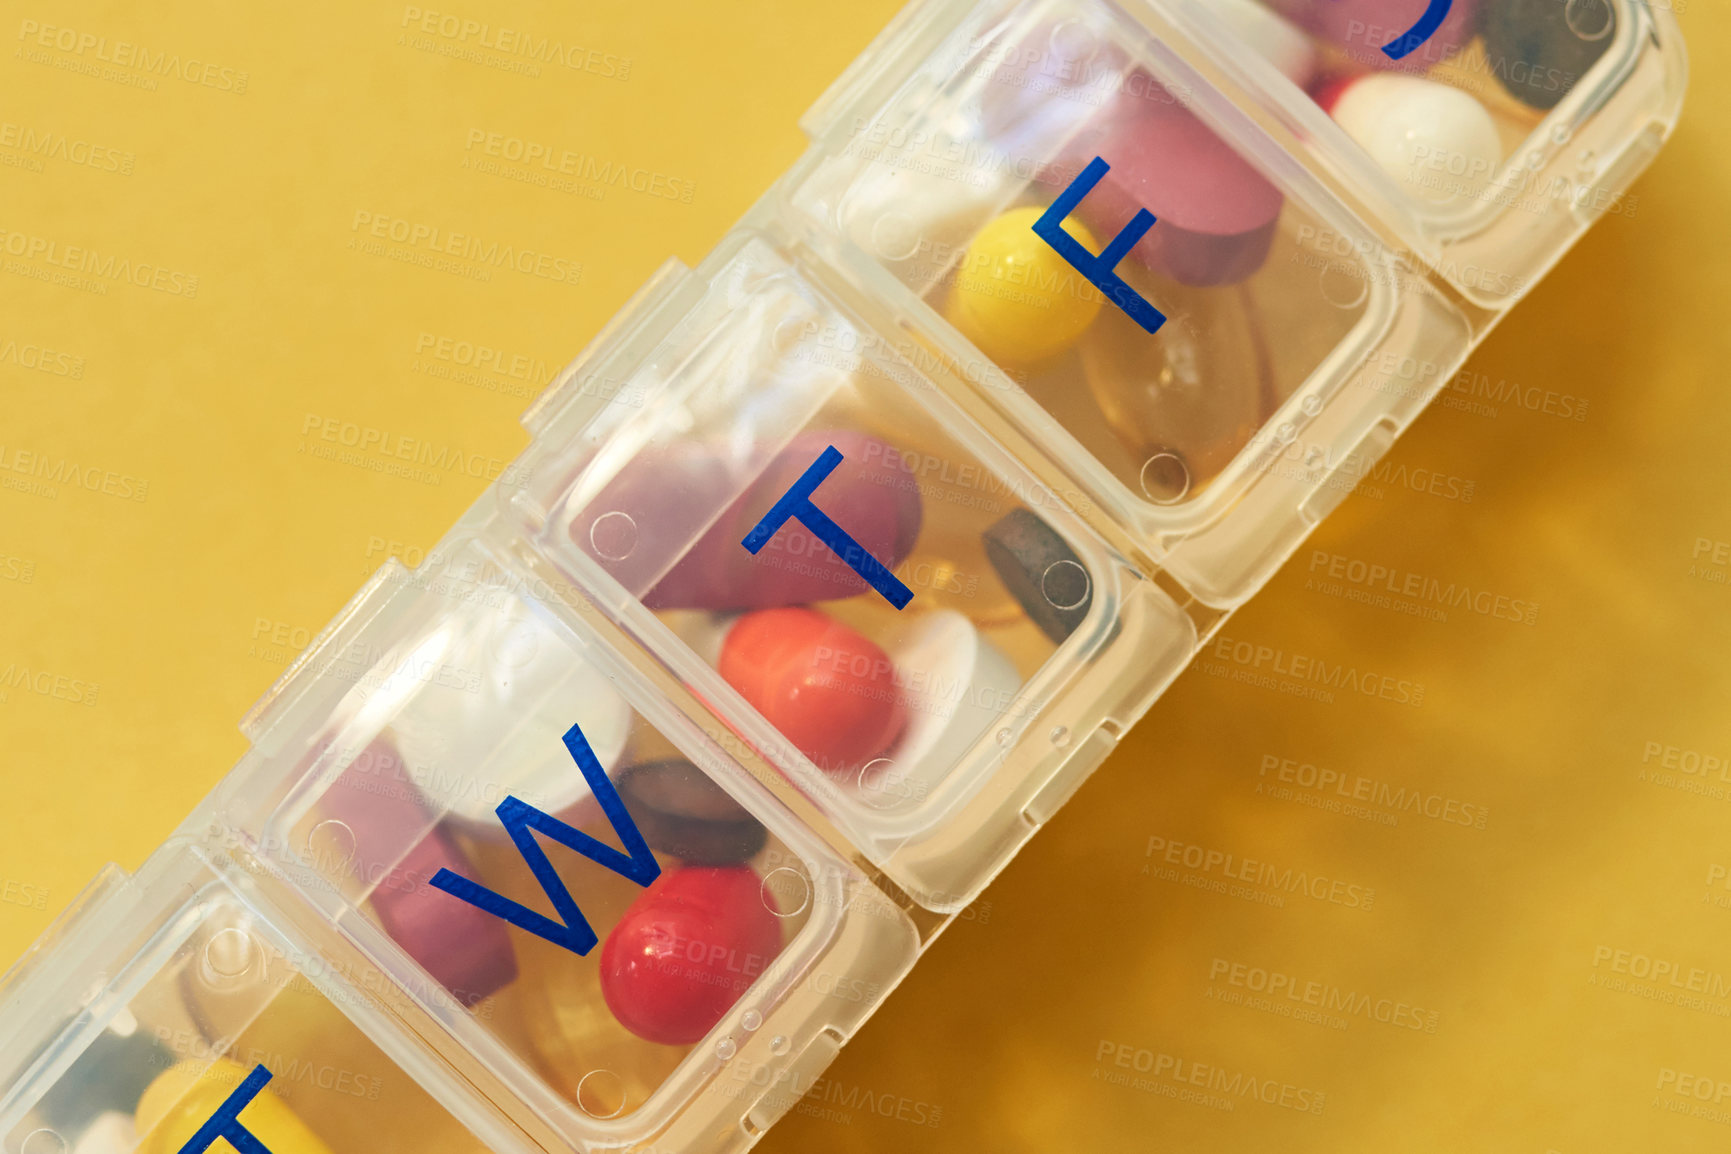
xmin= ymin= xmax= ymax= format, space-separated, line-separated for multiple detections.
xmin=430 ymin=721 xmax=661 ymax=957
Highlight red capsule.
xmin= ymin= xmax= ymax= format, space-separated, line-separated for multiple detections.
xmin=599 ymin=866 xmax=784 ymax=1046
xmin=718 ymin=608 xmax=907 ymax=777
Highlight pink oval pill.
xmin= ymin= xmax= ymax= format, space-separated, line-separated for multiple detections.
xmin=1044 ymin=77 xmax=1285 ymax=287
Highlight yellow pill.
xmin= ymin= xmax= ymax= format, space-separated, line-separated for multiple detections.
xmin=942 ymin=206 xmax=1103 ymax=367
xmin=135 ymin=1058 xmax=335 ymax=1154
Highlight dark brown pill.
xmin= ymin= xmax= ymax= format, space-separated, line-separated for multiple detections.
xmin=617 ymin=759 xmax=769 ymax=866
xmin=982 ymin=508 xmax=1094 ymax=644
xmin=1481 ymin=0 xmax=1615 ymax=111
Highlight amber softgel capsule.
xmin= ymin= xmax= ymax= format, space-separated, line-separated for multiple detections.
xmin=1079 ymin=272 xmax=1271 ymax=502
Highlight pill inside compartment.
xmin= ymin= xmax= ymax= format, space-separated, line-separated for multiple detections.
xmin=794 ymin=0 xmax=1384 ymax=520
xmin=551 ymin=238 xmax=1117 ymax=842
xmin=267 ymin=579 xmax=836 ymax=1126
xmin=4 ymin=888 xmax=508 ymax=1154
xmin=1221 ymin=0 xmax=1629 ymax=218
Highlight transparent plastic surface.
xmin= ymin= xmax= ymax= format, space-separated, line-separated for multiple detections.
xmin=222 ymin=535 xmax=920 ymax=1146
xmin=798 ymin=1 xmax=1373 ymax=499
xmin=1160 ymin=0 xmax=1688 ymax=304
xmin=789 ymin=0 xmax=1475 ymax=603
xmin=511 ymin=232 xmax=1196 ymax=905
xmin=0 ymin=845 xmax=528 ymax=1154
xmin=0 ymin=2 xmax=1690 ymax=1153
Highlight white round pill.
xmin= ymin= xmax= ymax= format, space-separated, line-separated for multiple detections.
xmin=1326 ymin=73 xmax=1504 ymax=207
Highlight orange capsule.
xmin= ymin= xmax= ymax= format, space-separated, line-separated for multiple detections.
xmin=718 ymin=608 xmax=906 ymax=777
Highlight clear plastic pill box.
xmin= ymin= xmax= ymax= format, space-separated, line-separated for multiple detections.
xmin=0 ymin=0 xmax=1685 ymax=1151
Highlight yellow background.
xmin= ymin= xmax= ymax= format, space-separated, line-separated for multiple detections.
xmin=2 ymin=0 xmax=1728 ymax=1150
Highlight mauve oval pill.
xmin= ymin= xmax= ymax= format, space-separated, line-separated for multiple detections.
xmin=571 ymin=429 xmax=923 ymax=612
xmin=323 ymin=736 xmax=518 ymax=1006
xmin=1043 ymin=78 xmax=1285 ymax=288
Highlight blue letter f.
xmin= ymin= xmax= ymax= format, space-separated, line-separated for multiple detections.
xmin=1032 ymin=156 xmax=1167 ymax=336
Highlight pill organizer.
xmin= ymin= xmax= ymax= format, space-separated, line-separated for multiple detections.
xmin=0 ymin=1 xmax=1686 ymax=1152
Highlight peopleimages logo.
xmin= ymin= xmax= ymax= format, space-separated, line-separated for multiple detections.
xmin=1306 ymin=549 xmax=1539 ymax=627
xmin=1092 ymin=1040 xmax=1326 ymax=1115
xmin=398 ymin=7 xmax=631 ymax=79
xmin=415 ymin=332 xmax=548 ymax=381
xmin=15 ymin=19 xmax=249 ymax=92
xmin=152 ymin=1028 xmax=383 ymax=1100
xmin=1204 ymin=634 xmax=1425 ymax=707
xmin=0 ymin=444 xmax=148 ymax=502
xmin=0 ymin=879 xmax=48 ymax=910
xmin=0 ymin=662 xmax=100 ymax=706
xmin=298 ymin=413 xmax=533 ymax=488
xmin=1206 ymin=958 xmax=1440 ymax=1033
xmin=1257 ymin=754 xmax=1489 ymax=830
xmin=463 ymin=130 xmax=695 ymax=203
xmin=1143 ymin=835 xmax=1376 ymax=910
xmin=0 ymin=121 xmax=134 ymax=174
xmin=0 ymin=226 xmax=199 ymax=296
xmin=0 ymin=335 xmax=84 ymax=378
xmin=349 ymin=212 xmax=582 ymax=286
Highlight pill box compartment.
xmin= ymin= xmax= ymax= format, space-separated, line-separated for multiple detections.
xmin=505 ymin=230 xmax=1197 ymax=909
xmin=787 ymin=0 xmax=1475 ymax=605
xmin=0 ymin=843 xmax=536 ymax=1154
xmin=1154 ymin=0 xmax=1688 ymax=307
xmin=0 ymin=4 xmax=1694 ymax=1154
xmin=212 ymin=535 xmax=922 ymax=1149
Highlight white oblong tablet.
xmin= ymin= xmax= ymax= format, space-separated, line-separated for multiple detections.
xmin=1330 ymin=74 xmax=1504 ymax=205
xmin=395 ymin=598 xmax=633 ymax=829
xmin=862 ymin=609 xmax=1021 ymax=809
